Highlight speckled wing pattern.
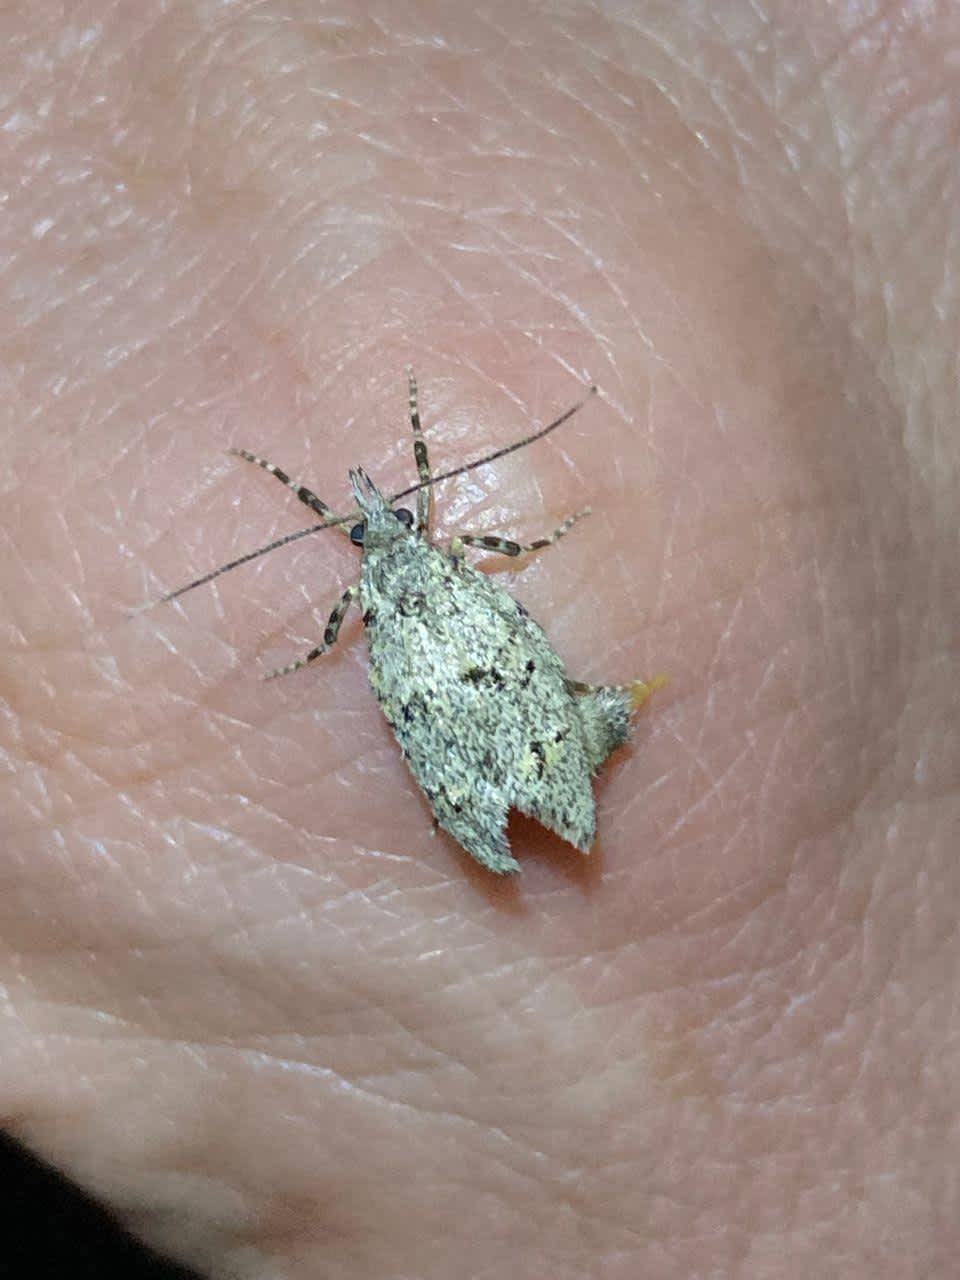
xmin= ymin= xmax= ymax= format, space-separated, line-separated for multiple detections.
xmin=361 ymin=536 xmax=632 ymax=874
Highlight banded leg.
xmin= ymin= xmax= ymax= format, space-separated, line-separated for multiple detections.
xmin=450 ymin=507 xmax=591 ymax=560
xmin=229 ymin=448 xmax=351 ymax=540
xmin=407 ymin=367 xmax=431 ymax=533
xmin=265 ymin=585 xmax=359 ymax=680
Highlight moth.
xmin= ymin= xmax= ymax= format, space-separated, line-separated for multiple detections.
xmin=141 ymin=373 xmax=663 ymax=873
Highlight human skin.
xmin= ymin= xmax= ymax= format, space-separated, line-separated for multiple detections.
xmin=2 ymin=1 xmax=958 ymax=1277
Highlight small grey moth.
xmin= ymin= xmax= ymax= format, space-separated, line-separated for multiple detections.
xmin=140 ymin=372 xmax=664 ymax=874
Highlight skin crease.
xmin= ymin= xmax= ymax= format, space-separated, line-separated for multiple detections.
xmin=1 ymin=0 xmax=958 ymax=1276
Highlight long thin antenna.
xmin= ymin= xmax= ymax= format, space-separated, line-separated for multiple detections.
xmin=132 ymin=384 xmax=597 ymax=614
xmin=390 ymin=384 xmax=597 ymax=502
xmin=129 ymin=516 xmax=353 ymax=613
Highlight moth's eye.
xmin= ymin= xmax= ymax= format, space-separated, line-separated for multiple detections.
xmin=394 ymin=507 xmax=414 ymax=527
xmin=349 ymin=522 xmax=366 ymax=547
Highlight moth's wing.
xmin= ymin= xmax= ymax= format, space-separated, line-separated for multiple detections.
xmin=511 ymin=684 xmax=635 ymax=850
xmin=382 ymin=711 xmax=520 ymax=873
xmin=383 ymin=702 xmax=521 ymax=873
xmin=363 ymin=545 xmax=602 ymax=872
xmin=509 ymin=776 xmax=596 ymax=853
xmin=430 ymin=789 xmax=519 ymax=875
xmin=503 ymin=669 xmax=599 ymax=854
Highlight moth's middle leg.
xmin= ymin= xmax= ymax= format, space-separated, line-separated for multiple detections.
xmin=450 ymin=508 xmax=591 ymax=561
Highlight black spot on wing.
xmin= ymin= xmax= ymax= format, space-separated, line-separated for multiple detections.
xmin=462 ymin=665 xmax=506 ymax=690
xmin=397 ymin=592 xmax=427 ymax=617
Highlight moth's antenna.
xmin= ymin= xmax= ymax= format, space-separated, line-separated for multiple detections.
xmin=389 ymin=384 xmax=597 ymax=504
xmin=132 ymin=385 xmax=597 ymax=615
xmin=129 ymin=514 xmax=354 ymax=614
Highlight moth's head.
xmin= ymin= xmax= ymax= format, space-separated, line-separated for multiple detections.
xmin=348 ymin=467 xmax=415 ymax=549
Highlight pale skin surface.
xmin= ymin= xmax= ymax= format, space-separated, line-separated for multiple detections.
xmin=1 ymin=2 xmax=958 ymax=1277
